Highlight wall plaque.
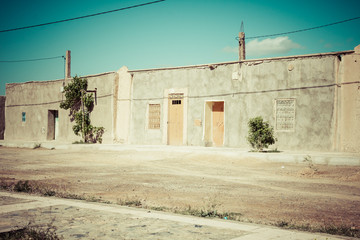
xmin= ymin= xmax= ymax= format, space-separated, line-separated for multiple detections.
xmin=275 ymin=99 xmax=296 ymax=131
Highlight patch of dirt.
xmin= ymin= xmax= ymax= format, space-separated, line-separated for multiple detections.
xmin=296 ymin=167 xmax=319 ymax=177
xmin=0 ymin=147 xmax=359 ymax=230
xmin=340 ymin=170 xmax=360 ymax=182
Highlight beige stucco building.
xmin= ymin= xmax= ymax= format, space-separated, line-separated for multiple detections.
xmin=3 ymin=45 xmax=360 ymax=152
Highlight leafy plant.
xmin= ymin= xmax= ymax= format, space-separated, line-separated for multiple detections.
xmin=60 ymin=76 xmax=104 ymax=143
xmin=247 ymin=116 xmax=277 ymax=151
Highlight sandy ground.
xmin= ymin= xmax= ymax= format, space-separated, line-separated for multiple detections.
xmin=0 ymin=146 xmax=359 ymax=230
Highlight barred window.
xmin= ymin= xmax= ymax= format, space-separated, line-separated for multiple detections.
xmin=275 ymin=98 xmax=296 ymax=132
xmin=148 ymin=104 xmax=161 ymax=129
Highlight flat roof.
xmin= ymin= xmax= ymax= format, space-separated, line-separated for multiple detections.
xmin=5 ymin=71 xmax=116 ymax=88
xmin=4 ymin=49 xmax=356 ymax=88
xmin=128 ymin=50 xmax=355 ymax=73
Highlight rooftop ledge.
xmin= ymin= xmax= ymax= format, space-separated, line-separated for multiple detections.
xmin=5 ymin=71 xmax=116 ymax=87
xmin=128 ymin=50 xmax=355 ymax=73
xmin=5 ymin=49 xmax=357 ymax=88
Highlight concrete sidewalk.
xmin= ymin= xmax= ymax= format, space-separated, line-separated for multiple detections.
xmin=0 ymin=191 xmax=354 ymax=240
xmin=1 ymin=140 xmax=359 ymax=166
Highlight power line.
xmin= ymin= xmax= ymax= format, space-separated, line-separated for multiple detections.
xmin=8 ymin=81 xmax=360 ymax=107
xmin=0 ymin=0 xmax=166 ymax=33
xmin=237 ymin=16 xmax=360 ymax=40
xmin=0 ymin=56 xmax=64 ymax=63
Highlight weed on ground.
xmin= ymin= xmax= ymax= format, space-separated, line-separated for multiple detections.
xmin=275 ymin=220 xmax=360 ymax=238
xmin=1 ymin=179 xmax=359 ymax=238
xmin=0 ymin=220 xmax=62 ymax=240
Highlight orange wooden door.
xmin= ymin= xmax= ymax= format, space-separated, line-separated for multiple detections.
xmin=168 ymin=96 xmax=183 ymax=145
xmin=212 ymin=102 xmax=224 ymax=146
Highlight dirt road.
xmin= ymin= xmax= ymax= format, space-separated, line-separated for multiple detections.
xmin=0 ymin=146 xmax=359 ymax=232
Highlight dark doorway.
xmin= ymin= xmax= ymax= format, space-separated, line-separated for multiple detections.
xmin=47 ymin=110 xmax=58 ymax=140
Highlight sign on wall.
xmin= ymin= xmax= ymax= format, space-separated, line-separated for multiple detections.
xmin=275 ymin=98 xmax=296 ymax=132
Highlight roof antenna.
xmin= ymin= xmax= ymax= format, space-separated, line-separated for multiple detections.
xmin=240 ymin=21 xmax=244 ymax=33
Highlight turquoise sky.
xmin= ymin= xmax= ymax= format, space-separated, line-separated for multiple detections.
xmin=1 ymin=0 xmax=360 ymax=96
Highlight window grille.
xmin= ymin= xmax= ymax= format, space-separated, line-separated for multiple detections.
xmin=169 ymin=93 xmax=184 ymax=99
xmin=148 ymin=104 xmax=160 ymax=129
xmin=275 ymin=98 xmax=296 ymax=131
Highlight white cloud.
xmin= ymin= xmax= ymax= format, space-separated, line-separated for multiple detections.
xmin=320 ymin=39 xmax=333 ymax=48
xmin=246 ymin=36 xmax=301 ymax=57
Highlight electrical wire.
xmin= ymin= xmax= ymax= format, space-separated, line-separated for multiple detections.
xmin=0 ymin=56 xmax=64 ymax=63
xmin=0 ymin=0 xmax=166 ymax=33
xmin=236 ymin=16 xmax=360 ymax=40
xmin=8 ymin=80 xmax=360 ymax=107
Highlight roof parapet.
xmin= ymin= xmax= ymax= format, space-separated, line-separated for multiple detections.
xmin=128 ymin=50 xmax=355 ymax=73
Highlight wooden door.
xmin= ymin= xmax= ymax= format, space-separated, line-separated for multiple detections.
xmin=47 ymin=110 xmax=55 ymax=140
xmin=168 ymin=94 xmax=183 ymax=145
xmin=212 ymin=102 xmax=224 ymax=146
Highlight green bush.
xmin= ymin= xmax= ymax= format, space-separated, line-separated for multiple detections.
xmin=247 ymin=116 xmax=276 ymax=151
xmin=60 ymin=76 xmax=104 ymax=143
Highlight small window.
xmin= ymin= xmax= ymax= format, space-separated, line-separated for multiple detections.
xmin=148 ymin=104 xmax=160 ymax=129
xmin=275 ymin=98 xmax=296 ymax=132
xmin=172 ymin=100 xmax=181 ymax=105
xmin=22 ymin=112 xmax=26 ymax=122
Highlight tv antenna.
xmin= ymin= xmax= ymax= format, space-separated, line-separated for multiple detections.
xmin=240 ymin=21 xmax=244 ymax=32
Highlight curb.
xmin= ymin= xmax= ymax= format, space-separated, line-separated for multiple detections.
xmin=1 ymin=140 xmax=359 ymax=166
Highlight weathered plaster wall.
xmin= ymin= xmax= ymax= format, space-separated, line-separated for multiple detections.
xmin=5 ymin=80 xmax=71 ymax=142
xmin=129 ymin=55 xmax=339 ymax=151
xmin=340 ymin=46 xmax=360 ymax=152
xmin=4 ymin=49 xmax=357 ymax=152
xmin=86 ymin=72 xmax=116 ymax=144
xmin=0 ymin=96 xmax=5 ymax=140
xmin=5 ymin=72 xmax=115 ymax=143
xmin=113 ymin=66 xmax=132 ymax=143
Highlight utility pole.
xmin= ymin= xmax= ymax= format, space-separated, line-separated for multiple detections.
xmin=65 ymin=50 xmax=71 ymax=83
xmin=239 ymin=21 xmax=245 ymax=61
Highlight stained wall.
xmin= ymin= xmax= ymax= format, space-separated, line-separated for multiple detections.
xmin=5 ymin=72 xmax=116 ymax=143
xmin=3 ymin=47 xmax=359 ymax=152
xmin=126 ymin=52 xmax=353 ymax=151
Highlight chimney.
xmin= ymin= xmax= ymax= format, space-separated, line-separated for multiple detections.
xmin=65 ymin=50 xmax=71 ymax=80
xmin=238 ymin=32 xmax=245 ymax=61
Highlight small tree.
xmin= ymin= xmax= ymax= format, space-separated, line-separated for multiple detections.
xmin=60 ymin=76 xmax=104 ymax=143
xmin=247 ymin=116 xmax=276 ymax=151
